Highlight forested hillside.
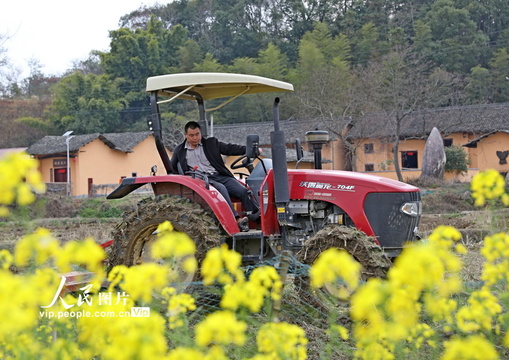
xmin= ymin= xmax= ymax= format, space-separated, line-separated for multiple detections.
xmin=1 ymin=0 xmax=509 ymax=147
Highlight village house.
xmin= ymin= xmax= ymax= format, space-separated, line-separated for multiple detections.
xmin=26 ymin=132 xmax=170 ymax=197
xmin=347 ymin=103 xmax=509 ymax=181
xmin=23 ymin=103 xmax=509 ymax=197
xmin=216 ymin=103 xmax=509 ymax=182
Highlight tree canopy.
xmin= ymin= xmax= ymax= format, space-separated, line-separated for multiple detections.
xmin=1 ymin=0 xmax=509 ymax=146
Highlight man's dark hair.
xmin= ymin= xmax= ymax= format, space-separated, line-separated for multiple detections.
xmin=185 ymin=121 xmax=201 ymax=133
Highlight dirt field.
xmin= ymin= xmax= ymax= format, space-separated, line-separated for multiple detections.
xmin=0 ymin=217 xmax=119 ymax=253
xmin=0 ymin=184 xmax=506 ymax=283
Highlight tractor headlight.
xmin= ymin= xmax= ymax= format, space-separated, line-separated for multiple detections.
xmin=401 ymin=202 xmax=421 ymax=217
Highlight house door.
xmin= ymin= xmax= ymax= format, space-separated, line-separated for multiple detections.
xmin=54 ymin=168 xmax=67 ymax=182
xmin=401 ymin=151 xmax=418 ymax=169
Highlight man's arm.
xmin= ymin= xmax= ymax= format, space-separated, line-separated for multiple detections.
xmin=170 ymin=144 xmax=183 ymax=174
xmin=218 ymin=140 xmax=246 ymax=156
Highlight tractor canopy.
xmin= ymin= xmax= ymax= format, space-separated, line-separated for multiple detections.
xmin=146 ymin=72 xmax=294 ymax=103
xmin=146 ymin=72 xmax=294 ymax=171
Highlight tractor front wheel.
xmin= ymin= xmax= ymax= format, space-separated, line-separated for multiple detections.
xmin=294 ymin=225 xmax=392 ymax=310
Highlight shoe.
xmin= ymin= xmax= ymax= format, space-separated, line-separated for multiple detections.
xmin=237 ymin=217 xmax=249 ymax=232
xmin=247 ymin=209 xmax=260 ymax=222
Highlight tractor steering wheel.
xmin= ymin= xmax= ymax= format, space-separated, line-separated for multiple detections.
xmin=230 ymin=155 xmax=251 ymax=170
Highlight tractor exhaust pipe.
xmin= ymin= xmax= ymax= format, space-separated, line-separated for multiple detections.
xmin=271 ymin=98 xmax=289 ymax=205
xmin=270 ymin=98 xmax=291 ymax=246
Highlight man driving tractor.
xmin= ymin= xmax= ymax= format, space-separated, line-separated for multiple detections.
xmin=170 ymin=121 xmax=260 ymax=231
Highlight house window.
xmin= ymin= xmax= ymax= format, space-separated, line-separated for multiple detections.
xmin=54 ymin=168 xmax=68 ymax=183
xmin=365 ymin=163 xmax=374 ymax=172
xmin=364 ymin=143 xmax=374 ymax=154
xmin=443 ymin=138 xmax=453 ymax=147
xmin=401 ymin=151 xmax=418 ymax=169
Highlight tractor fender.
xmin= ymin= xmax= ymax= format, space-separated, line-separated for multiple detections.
xmin=107 ymin=175 xmax=240 ymax=235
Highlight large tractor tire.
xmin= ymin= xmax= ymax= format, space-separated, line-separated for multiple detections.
xmin=109 ymin=195 xmax=225 ymax=290
xmin=296 ymin=225 xmax=392 ymax=280
xmin=293 ymin=225 xmax=392 ymax=311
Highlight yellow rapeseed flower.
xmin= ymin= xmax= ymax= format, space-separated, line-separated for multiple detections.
xmin=256 ymin=322 xmax=308 ymax=360
xmin=14 ymin=228 xmax=60 ymax=268
xmin=442 ymin=335 xmax=499 ymax=360
xmin=480 ymin=233 xmax=509 ymax=285
xmin=0 ymin=152 xmax=45 ymax=215
xmin=221 ymin=265 xmax=282 ymax=312
xmin=471 ymin=169 xmax=508 ymax=206
xmin=456 ymin=288 xmax=502 ymax=333
xmin=309 ymin=248 xmax=361 ymax=299
xmin=151 ymin=221 xmax=197 ymax=259
xmin=328 ymin=325 xmax=349 ymax=340
xmin=0 ymin=249 xmax=13 ymax=270
xmin=200 ymin=244 xmax=244 ymax=285
xmin=163 ymin=287 xmax=196 ymax=329
xmin=78 ymin=300 xmax=167 ymax=360
xmin=121 ymin=263 xmax=169 ymax=302
xmin=195 ymin=310 xmax=247 ymax=347
xmin=167 ymin=347 xmax=206 ymax=360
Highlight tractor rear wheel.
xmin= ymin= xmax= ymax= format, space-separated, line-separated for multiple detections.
xmin=294 ymin=225 xmax=392 ymax=309
xmin=109 ymin=195 xmax=225 ymax=291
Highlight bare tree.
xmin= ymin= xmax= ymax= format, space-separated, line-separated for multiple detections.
xmin=357 ymin=48 xmax=461 ymax=181
xmin=291 ymin=64 xmax=371 ymax=170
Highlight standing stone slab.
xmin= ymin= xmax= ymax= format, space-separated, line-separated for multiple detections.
xmin=421 ymin=127 xmax=446 ymax=179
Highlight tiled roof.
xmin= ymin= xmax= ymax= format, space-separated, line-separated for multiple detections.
xmin=346 ymin=103 xmax=509 ymax=139
xmin=209 ymin=118 xmax=344 ymax=146
xmin=26 ymin=132 xmax=153 ymax=156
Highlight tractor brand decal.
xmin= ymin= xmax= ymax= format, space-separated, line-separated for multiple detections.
xmin=299 ymin=181 xmax=355 ymax=192
xmin=303 ymin=189 xmax=337 ymax=201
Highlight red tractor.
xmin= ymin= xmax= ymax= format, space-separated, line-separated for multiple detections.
xmin=107 ymin=73 xmax=421 ymax=281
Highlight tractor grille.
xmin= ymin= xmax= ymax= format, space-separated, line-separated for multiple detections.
xmin=364 ymin=191 xmax=421 ymax=249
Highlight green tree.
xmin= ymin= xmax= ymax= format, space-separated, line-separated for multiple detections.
xmin=352 ymin=22 xmax=386 ymax=65
xmin=301 ymin=22 xmax=350 ymax=65
xmin=455 ymin=0 xmax=509 ymax=51
xmin=466 ymin=66 xmax=491 ymax=102
xmin=177 ymin=39 xmax=203 ymax=72
xmin=100 ymin=18 xmax=188 ymax=125
xmin=488 ymin=48 xmax=509 ymax=102
xmin=295 ymin=40 xmax=326 ymax=84
xmin=47 ymin=72 xmax=125 ymax=134
xmin=412 ymin=20 xmax=435 ymax=61
xmin=208 ymin=0 xmax=267 ymax=63
xmin=424 ymin=0 xmax=489 ymax=73
xmin=193 ymin=53 xmax=224 ymax=72
xmin=228 ymin=57 xmax=258 ymax=75
xmin=445 ymin=145 xmax=468 ymax=175
xmin=255 ymin=43 xmax=289 ymax=80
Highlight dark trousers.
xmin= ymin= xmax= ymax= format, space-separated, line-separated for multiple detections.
xmin=209 ymin=174 xmax=258 ymax=218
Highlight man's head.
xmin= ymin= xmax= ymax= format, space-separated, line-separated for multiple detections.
xmin=184 ymin=121 xmax=202 ymax=148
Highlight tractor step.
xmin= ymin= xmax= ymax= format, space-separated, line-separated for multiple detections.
xmin=232 ymin=230 xmax=264 ymax=262
xmin=233 ymin=230 xmax=263 ymax=240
